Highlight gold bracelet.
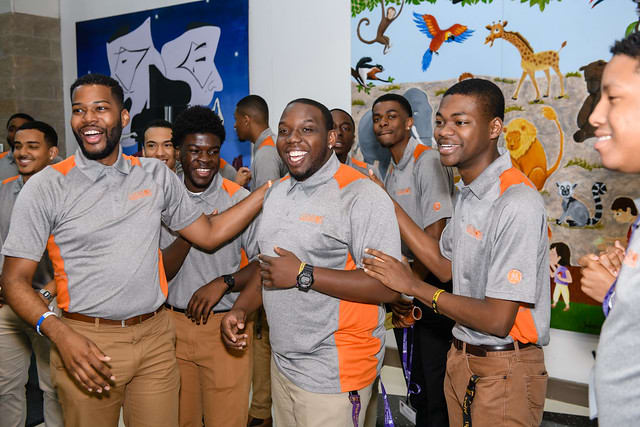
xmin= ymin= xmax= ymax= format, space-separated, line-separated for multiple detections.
xmin=432 ymin=289 xmax=445 ymax=314
xmin=298 ymin=262 xmax=307 ymax=274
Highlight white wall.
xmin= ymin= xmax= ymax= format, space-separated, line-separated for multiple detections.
xmin=7 ymin=0 xmax=59 ymax=17
xmin=59 ymin=0 xmax=350 ymax=156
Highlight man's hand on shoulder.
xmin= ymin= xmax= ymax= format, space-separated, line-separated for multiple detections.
xmin=362 ymin=248 xmax=420 ymax=296
xmin=221 ymin=308 xmax=248 ymax=350
xmin=186 ymin=277 xmax=227 ymax=324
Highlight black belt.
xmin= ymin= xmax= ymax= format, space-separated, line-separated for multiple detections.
xmin=453 ymin=337 xmax=538 ymax=357
xmin=164 ymin=303 xmax=229 ymax=315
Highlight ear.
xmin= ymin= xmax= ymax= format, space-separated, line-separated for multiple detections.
xmin=406 ymin=116 xmax=414 ymax=131
xmin=48 ymin=146 xmax=59 ymax=163
xmin=489 ymin=117 xmax=503 ymax=140
xmin=327 ymin=128 xmax=337 ymax=149
xmin=572 ymin=183 xmax=578 ymax=190
xmin=120 ymin=108 xmax=131 ymax=128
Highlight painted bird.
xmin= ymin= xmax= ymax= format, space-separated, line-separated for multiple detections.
xmin=413 ymin=12 xmax=473 ymax=71
xmin=589 ymin=0 xmax=605 ymax=7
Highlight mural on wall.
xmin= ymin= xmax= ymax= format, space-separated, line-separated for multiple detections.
xmin=351 ymin=0 xmax=639 ymax=335
xmin=76 ymin=0 xmax=249 ymax=164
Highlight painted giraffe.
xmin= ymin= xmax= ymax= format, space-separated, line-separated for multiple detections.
xmin=485 ymin=21 xmax=567 ymax=102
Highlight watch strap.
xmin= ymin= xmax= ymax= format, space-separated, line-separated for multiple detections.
xmin=222 ymin=274 xmax=235 ymax=294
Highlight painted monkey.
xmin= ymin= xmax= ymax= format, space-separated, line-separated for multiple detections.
xmin=357 ymin=0 xmax=405 ymax=55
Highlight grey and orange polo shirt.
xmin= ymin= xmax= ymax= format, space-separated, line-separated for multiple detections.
xmin=0 ymin=151 xmax=18 ymax=182
xmin=1 ymin=147 xmax=202 ymax=319
xmin=258 ymin=153 xmax=402 ymax=394
xmin=0 ymin=174 xmax=53 ymax=290
xmin=161 ymin=172 xmax=258 ymax=311
xmin=346 ymin=155 xmax=382 ymax=180
xmin=439 ymin=150 xmax=550 ymax=347
xmin=249 ymin=128 xmax=287 ymax=191
xmin=384 ymin=137 xmax=454 ymax=257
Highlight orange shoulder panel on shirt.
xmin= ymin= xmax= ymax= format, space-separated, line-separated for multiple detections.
xmin=124 ymin=154 xmax=141 ymax=167
xmin=46 ymin=235 xmax=70 ymax=311
xmin=50 ymin=155 xmax=76 ymax=176
xmin=0 ymin=151 xmax=9 ymax=159
xmin=157 ymin=249 xmax=168 ymax=297
xmin=499 ymin=167 xmax=535 ymax=196
xmin=1 ymin=175 xmax=19 ymax=185
xmin=509 ymin=305 xmax=539 ymax=344
xmin=240 ymin=249 xmax=249 ymax=269
xmin=280 ymin=175 xmax=290 ymax=183
xmin=413 ymin=144 xmax=431 ymax=162
xmin=220 ymin=158 xmax=229 ymax=169
xmin=350 ymin=157 xmax=368 ymax=170
xmin=333 ymin=164 xmax=366 ymax=190
xmin=258 ymin=136 xmax=276 ymax=149
xmin=221 ymin=177 xmax=242 ymax=198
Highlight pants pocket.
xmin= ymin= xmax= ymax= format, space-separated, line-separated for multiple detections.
xmin=526 ymin=373 xmax=548 ymax=425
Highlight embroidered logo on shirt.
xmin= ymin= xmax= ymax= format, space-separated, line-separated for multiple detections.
xmin=624 ymin=250 xmax=639 ymax=268
xmin=128 ymin=189 xmax=152 ymax=201
xmin=396 ymin=188 xmax=411 ymax=196
xmin=433 ymin=202 xmax=441 ymax=212
xmin=299 ymin=214 xmax=324 ymax=225
xmin=466 ymin=224 xmax=482 ymax=241
xmin=508 ymin=269 xmax=522 ymax=284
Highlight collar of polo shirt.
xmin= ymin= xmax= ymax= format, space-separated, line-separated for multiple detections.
xmin=182 ymin=170 xmax=221 ymax=199
xmin=287 ymin=152 xmax=340 ymax=194
xmin=391 ymin=137 xmax=419 ymax=171
xmin=464 ymin=148 xmax=511 ymax=200
xmin=75 ymin=145 xmax=135 ymax=183
xmin=11 ymin=175 xmax=24 ymax=194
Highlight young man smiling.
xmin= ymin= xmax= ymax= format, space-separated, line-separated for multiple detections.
xmin=330 ymin=108 xmax=380 ymax=179
xmin=161 ymin=106 xmax=260 ymax=427
xmin=0 ymin=121 xmax=62 ymax=427
xmin=142 ymin=119 xmax=178 ymax=172
xmin=364 ymin=79 xmax=549 ymax=426
xmin=222 ymin=98 xmax=402 ymax=427
xmin=0 ymin=74 xmax=269 ymax=427
xmin=0 ymin=113 xmax=34 ymax=181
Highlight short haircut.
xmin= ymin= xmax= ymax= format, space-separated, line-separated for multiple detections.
xmin=6 ymin=113 xmax=34 ymax=129
xmin=286 ymin=98 xmax=333 ymax=131
xmin=611 ymin=32 xmax=640 ymax=61
xmin=15 ymin=121 xmax=58 ymax=147
xmin=144 ymin=119 xmax=174 ymax=144
xmin=236 ymin=95 xmax=269 ymax=123
xmin=172 ymin=105 xmax=225 ymax=146
xmin=372 ymin=93 xmax=412 ymax=117
xmin=70 ymin=73 xmax=124 ymax=107
xmin=612 ymin=196 xmax=638 ymax=215
xmin=443 ymin=78 xmax=505 ymax=121
xmin=330 ymin=108 xmax=355 ymax=128
xmin=550 ymin=242 xmax=571 ymax=267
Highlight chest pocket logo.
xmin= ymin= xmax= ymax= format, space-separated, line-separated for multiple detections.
xmin=466 ymin=224 xmax=483 ymax=241
xmin=129 ymin=189 xmax=152 ymax=201
xmin=396 ymin=188 xmax=411 ymax=196
xmin=299 ymin=214 xmax=324 ymax=225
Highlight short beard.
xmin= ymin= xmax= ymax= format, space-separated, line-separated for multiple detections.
xmin=74 ymin=120 xmax=123 ymax=160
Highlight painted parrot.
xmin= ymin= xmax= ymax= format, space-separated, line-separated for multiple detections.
xmin=589 ymin=0 xmax=605 ymax=7
xmin=413 ymin=12 xmax=474 ymax=71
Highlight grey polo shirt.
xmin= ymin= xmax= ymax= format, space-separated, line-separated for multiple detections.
xmin=249 ymin=128 xmax=287 ymax=191
xmin=346 ymin=156 xmax=382 ymax=180
xmin=0 ymin=175 xmax=53 ymax=290
xmin=1 ymin=147 xmax=202 ymax=319
xmin=161 ymin=173 xmax=258 ymax=310
xmin=439 ymin=150 xmax=550 ymax=347
xmin=0 ymin=151 xmax=19 ymax=182
xmin=258 ymin=153 xmax=402 ymax=394
xmin=595 ymin=223 xmax=640 ymax=425
xmin=219 ymin=158 xmax=237 ymax=182
xmin=384 ymin=137 xmax=453 ymax=257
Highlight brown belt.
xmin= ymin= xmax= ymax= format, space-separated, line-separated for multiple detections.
xmin=453 ymin=337 xmax=538 ymax=357
xmin=62 ymin=306 xmax=164 ymax=327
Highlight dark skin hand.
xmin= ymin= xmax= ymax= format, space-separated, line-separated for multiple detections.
xmin=578 ymin=255 xmax=616 ymax=303
xmin=1 ymin=257 xmax=114 ymax=393
xmin=259 ymin=246 xmax=400 ymax=304
xmin=369 ymin=171 xmax=451 ymax=282
xmin=363 ymin=249 xmax=520 ymax=337
xmin=186 ymin=261 xmax=259 ymax=324
xmin=221 ymin=269 xmax=263 ymax=350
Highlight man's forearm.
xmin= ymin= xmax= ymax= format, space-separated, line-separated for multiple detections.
xmin=394 ymin=202 xmax=452 ymax=282
xmin=232 ymin=261 xmax=259 ymax=292
xmin=162 ymin=237 xmax=191 ymax=281
xmin=231 ymin=269 xmax=263 ymax=315
xmin=312 ymin=268 xmax=400 ymax=304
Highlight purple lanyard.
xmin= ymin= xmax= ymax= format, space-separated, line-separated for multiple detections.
xmin=402 ymin=326 xmax=422 ymax=398
xmin=603 ymin=217 xmax=640 ymax=316
xmin=380 ymin=381 xmax=395 ymax=427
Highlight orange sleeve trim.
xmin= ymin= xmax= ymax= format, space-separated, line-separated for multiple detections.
xmin=509 ymin=305 xmax=539 ymax=344
xmin=219 ymin=158 xmax=229 ymax=168
xmin=46 ymin=235 xmax=70 ymax=311
xmin=0 ymin=151 xmax=9 ymax=159
xmin=280 ymin=175 xmax=290 ymax=183
xmin=499 ymin=167 xmax=535 ymax=196
xmin=413 ymin=144 xmax=431 ymax=162
xmin=123 ymin=154 xmax=141 ymax=167
xmin=157 ymin=249 xmax=168 ymax=297
xmin=258 ymin=136 xmax=276 ymax=150
xmin=221 ymin=177 xmax=242 ymax=198
xmin=350 ymin=157 xmax=369 ymax=170
xmin=50 ymin=155 xmax=76 ymax=176
xmin=1 ymin=175 xmax=19 ymax=185
xmin=240 ymin=249 xmax=249 ymax=269
xmin=333 ymin=164 xmax=366 ymax=190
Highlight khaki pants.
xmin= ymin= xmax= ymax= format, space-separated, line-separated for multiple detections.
xmin=50 ymin=309 xmax=179 ymax=427
xmin=271 ymin=357 xmax=374 ymax=427
xmin=444 ymin=342 xmax=547 ymax=427
xmin=0 ymin=304 xmax=63 ymax=427
xmin=249 ymin=307 xmax=272 ymax=419
xmin=170 ymin=310 xmax=252 ymax=427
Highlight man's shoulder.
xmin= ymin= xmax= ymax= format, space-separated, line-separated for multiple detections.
xmin=221 ymin=177 xmax=250 ymax=202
